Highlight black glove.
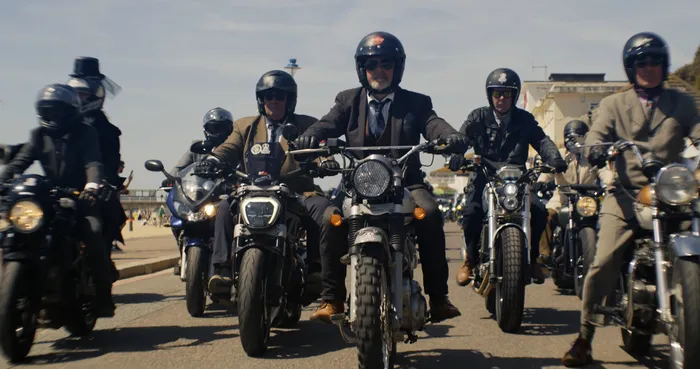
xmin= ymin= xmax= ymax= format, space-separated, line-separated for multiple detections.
xmin=445 ymin=133 xmax=469 ymax=153
xmin=292 ymin=135 xmax=319 ymax=150
xmin=588 ymin=146 xmax=608 ymax=169
xmin=193 ymin=159 xmax=219 ymax=176
xmin=448 ymin=154 xmax=466 ymax=172
xmin=320 ymin=158 xmax=340 ymax=172
xmin=549 ymin=158 xmax=568 ymax=173
xmin=533 ymin=181 xmax=555 ymax=193
xmin=79 ymin=188 xmax=99 ymax=207
xmin=161 ymin=179 xmax=175 ymax=187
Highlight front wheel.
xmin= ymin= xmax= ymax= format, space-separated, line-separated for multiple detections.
xmin=238 ymin=248 xmax=269 ymax=357
xmin=668 ymin=257 xmax=700 ymax=369
xmin=495 ymin=227 xmax=526 ymax=333
xmin=575 ymin=227 xmax=597 ymax=299
xmin=355 ymin=255 xmax=395 ymax=369
xmin=185 ymin=247 xmax=207 ymax=317
xmin=0 ymin=262 xmax=37 ymax=362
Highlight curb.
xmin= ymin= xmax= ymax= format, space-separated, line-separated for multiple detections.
xmin=116 ymin=255 xmax=179 ymax=280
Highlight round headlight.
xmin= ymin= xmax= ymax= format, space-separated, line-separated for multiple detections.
xmin=504 ymin=183 xmax=518 ymax=196
xmin=352 ymin=160 xmax=392 ymax=199
xmin=503 ymin=196 xmax=519 ymax=211
xmin=203 ymin=203 xmax=217 ymax=217
xmin=9 ymin=201 xmax=44 ymax=233
xmin=576 ymin=196 xmax=598 ymax=217
xmin=656 ymin=164 xmax=697 ymax=206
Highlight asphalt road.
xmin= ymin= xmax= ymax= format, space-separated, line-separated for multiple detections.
xmin=0 ymin=224 xmax=669 ymax=369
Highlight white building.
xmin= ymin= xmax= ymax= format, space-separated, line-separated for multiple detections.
xmin=521 ymin=73 xmax=628 ymax=149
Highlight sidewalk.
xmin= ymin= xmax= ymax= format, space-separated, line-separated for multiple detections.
xmin=112 ymin=223 xmax=179 ymax=280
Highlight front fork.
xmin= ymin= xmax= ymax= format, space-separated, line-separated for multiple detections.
xmin=652 ymin=213 xmax=671 ymax=323
xmin=487 ymin=186 xmax=531 ymax=283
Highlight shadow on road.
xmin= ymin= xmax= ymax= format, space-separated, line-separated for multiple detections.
xmin=264 ymin=320 xmax=350 ymax=359
xmin=113 ymin=293 xmax=184 ymax=305
xmin=399 ymin=348 xmax=564 ymax=369
xmin=26 ymin=324 xmax=238 ymax=365
xmin=519 ymin=307 xmax=580 ymax=336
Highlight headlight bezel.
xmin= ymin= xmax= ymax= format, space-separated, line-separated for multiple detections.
xmin=575 ymin=196 xmax=598 ymax=217
xmin=655 ymin=164 xmax=697 ymax=206
xmin=9 ymin=200 xmax=44 ymax=233
xmin=352 ymin=159 xmax=393 ymax=199
xmin=240 ymin=197 xmax=281 ymax=229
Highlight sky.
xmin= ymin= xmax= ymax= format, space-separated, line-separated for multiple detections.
xmin=1 ymin=0 xmax=699 ymax=190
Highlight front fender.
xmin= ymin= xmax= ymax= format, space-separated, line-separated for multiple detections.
xmin=352 ymin=227 xmax=391 ymax=259
xmin=669 ymin=233 xmax=700 ymax=258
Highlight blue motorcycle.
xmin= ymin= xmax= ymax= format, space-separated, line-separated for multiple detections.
xmin=144 ymin=157 xmax=233 ymax=317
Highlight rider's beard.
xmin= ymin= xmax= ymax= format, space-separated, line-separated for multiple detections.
xmin=369 ymin=79 xmax=391 ymax=91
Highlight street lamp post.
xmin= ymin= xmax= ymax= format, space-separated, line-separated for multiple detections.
xmin=284 ymin=58 xmax=301 ymax=77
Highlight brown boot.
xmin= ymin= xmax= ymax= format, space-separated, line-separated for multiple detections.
xmin=310 ymin=300 xmax=344 ymax=324
xmin=429 ymin=296 xmax=461 ymax=322
xmin=531 ymin=262 xmax=545 ymax=284
xmin=456 ymin=261 xmax=473 ymax=287
xmin=562 ymin=338 xmax=593 ymax=367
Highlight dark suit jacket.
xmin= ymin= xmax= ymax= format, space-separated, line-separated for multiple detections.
xmin=303 ymin=86 xmax=456 ymax=187
xmin=86 ymin=111 xmax=121 ymax=187
xmin=0 ymin=124 xmax=103 ymax=189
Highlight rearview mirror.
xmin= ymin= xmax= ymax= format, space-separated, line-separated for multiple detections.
xmin=190 ymin=140 xmax=214 ymax=155
xmin=144 ymin=160 xmax=164 ymax=172
xmin=282 ymin=123 xmax=299 ymax=142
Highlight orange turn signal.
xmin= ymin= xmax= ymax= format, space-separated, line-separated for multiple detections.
xmin=413 ymin=207 xmax=426 ymax=220
xmin=330 ymin=213 xmax=343 ymax=227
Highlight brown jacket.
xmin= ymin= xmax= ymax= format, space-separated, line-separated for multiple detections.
xmin=212 ymin=114 xmax=324 ymax=197
xmin=585 ymin=88 xmax=700 ymax=189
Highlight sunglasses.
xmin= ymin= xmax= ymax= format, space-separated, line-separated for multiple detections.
xmin=634 ymin=58 xmax=663 ymax=68
xmin=364 ymin=59 xmax=395 ymax=71
xmin=491 ymin=90 xmax=513 ymax=99
xmin=263 ymin=90 xmax=287 ymax=101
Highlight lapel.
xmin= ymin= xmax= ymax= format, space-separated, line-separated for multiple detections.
xmin=501 ymin=114 xmax=522 ymax=154
xmin=389 ymin=88 xmax=406 ymax=158
xmin=624 ymin=89 xmax=648 ymax=135
xmin=242 ymin=115 xmax=265 ymax=173
xmin=356 ymin=89 xmax=368 ymax=147
xmin=649 ymin=88 xmax=671 ymax=133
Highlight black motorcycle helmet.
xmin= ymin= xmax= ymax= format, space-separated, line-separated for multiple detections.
xmin=66 ymin=77 xmax=105 ymax=113
xmin=202 ymin=107 xmax=234 ymax=145
xmin=255 ymin=70 xmax=297 ymax=117
xmin=354 ymin=31 xmax=406 ymax=94
xmin=485 ymin=68 xmax=521 ymax=110
xmin=564 ymin=120 xmax=589 ymax=153
xmin=35 ymin=84 xmax=82 ymax=137
xmin=622 ymin=32 xmax=669 ymax=84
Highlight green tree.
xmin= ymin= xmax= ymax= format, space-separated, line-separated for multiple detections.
xmin=673 ymin=45 xmax=700 ymax=90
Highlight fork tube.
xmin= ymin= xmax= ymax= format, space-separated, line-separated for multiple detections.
xmin=523 ymin=188 xmax=532 ymax=265
xmin=391 ymin=203 xmax=404 ymax=324
xmin=488 ymin=188 xmax=497 ymax=278
xmin=349 ymin=204 xmax=361 ymax=323
xmin=651 ymin=214 xmax=671 ymax=321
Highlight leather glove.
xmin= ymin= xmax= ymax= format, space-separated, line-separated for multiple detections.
xmin=161 ymin=179 xmax=175 ymax=188
xmin=193 ymin=159 xmax=219 ymax=176
xmin=588 ymin=146 xmax=608 ymax=169
xmin=79 ymin=188 xmax=98 ymax=207
xmin=292 ymin=135 xmax=319 ymax=150
xmin=448 ymin=154 xmax=465 ymax=172
xmin=549 ymin=158 xmax=568 ymax=173
xmin=445 ymin=133 xmax=469 ymax=153
xmin=533 ymin=181 xmax=555 ymax=193
xmin=320 ymin=158 xmax=340 ymax=172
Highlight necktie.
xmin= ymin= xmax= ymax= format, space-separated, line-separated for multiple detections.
xmin=369 ymin=99 xmax=390 ymax=138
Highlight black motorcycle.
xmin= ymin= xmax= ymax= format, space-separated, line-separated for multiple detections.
xmin=549 ymin=184 xmax=603 ymax=298
xmin=0 ymin=175 xmax=100 ymax=362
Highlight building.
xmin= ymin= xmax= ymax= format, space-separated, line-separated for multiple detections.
xmin=521 ymin=73 xmax=628 ymax=149
xmin=426 ymin=166 xmax=470 ymax=196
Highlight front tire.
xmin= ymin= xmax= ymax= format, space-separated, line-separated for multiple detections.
xmin=495 ymin=227 xmax=526 ymax=333
xmin=238 ymin=248 xmax=269 ymax=357
xmin=668 ymin=257 xmax=700 ymax=368
xmin=0 ymin=262 xmax=37 ymax=362
xmin=355 ymin=255 xmax=395 ymax=369
xmin=185 ymin=247 xmax=207 ymax=317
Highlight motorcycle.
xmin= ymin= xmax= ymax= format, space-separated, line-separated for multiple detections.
xmin=144 ymin=143 xmax=233 ymax=317
xmin=458 ymin=155 xmax=553 ymax=333
xmin=288 ymin=136 xmax=454 ymax=369
xmin=216 ymin=124 xmax=321 ymax=357
xmin=0 ymin=175 xmax=100 ymax=361
xmin=584 ymin=140 xmax=700 ymax=369
xmin=549 ymin=183 xmax=603 ymax=298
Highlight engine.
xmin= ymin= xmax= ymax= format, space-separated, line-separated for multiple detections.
xmin=402 ymin=278 xmax=427 ymax=332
